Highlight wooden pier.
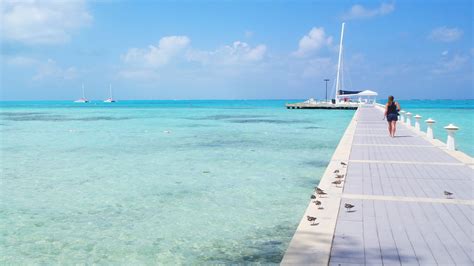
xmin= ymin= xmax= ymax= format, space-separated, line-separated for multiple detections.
xmin=286 ymin=102 xmax=358 ymax=110
xmin=281 ymin=105 xmax=473 ymax=265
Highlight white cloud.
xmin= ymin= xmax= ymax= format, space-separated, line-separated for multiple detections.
xmin=429 ymin=26 xmax=463 ymax=42
xmin=293 ymin=27 xmax=333 ymax=57
xmin=6 ymin=56 xmax=78 ymax=80
xmin=122 ymin=36 xmax=190 ymax=67
xmin=120 ymin=37 xmax=267 ymax=80
xmin=343 ymin=3 xmax=395 ymax=20
xmin=6 ymin=56 xmax=39 ymax=67
xmin=441 ymin=50 xmax=449 ymax=56
xmin=432 ymin=54 xmax=469 ymax=74
xmin=33 ymin=59 xmax=78 ymax=80
xmin=187 ymin=41 xmax=267 ymax=66
xmin=301 ymin=57 xmax=334 ymax=78
xmin=188 ymin=41 xmax=267 ymax=65
xmin=1 ymin=0 xmax=92 ymax=44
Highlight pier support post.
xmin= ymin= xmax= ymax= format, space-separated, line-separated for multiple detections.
xmin=405 ymin=112 xmax=412 ymax=127
xmin=414 ymin=114 xmax=422 ymax=131
xmin=399 ymin=110 xmax=406 ymax=123
xmin=444 ymin=124 xmax=459 ymax=151
xmin=425 ymin=118 xmax=436 ymax=139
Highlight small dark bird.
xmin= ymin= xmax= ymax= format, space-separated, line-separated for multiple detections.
xmin=315 ymin=187 xmax=324 ymax=193
xmin=444 ymin=191 xmax=453 ymax=198
xmin=332 ymin=180 xmax=342 ymax=187
xmin=310 ymin=195 xmax=317 ymax=199
xmin=335 ymin=174 xmax=345 ymax=179
xmin=334 ymin=169 xmax=340 ymax=174
xmin=316 ymin=190 xmax=327 ymax=196
xmin=307 ymin=215 xmax=318 ymax=225
xmin=341 ymin=162 xmax=347 ymax=166
xmin=344 ymin=203 xmax=355 ymax=212
xmin=313 ymin=200 xmax=323 ymax=209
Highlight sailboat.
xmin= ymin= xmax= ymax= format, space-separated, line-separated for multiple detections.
xmin=333 ymin=23 xmax=377 ymax=105
xmin=286 ymin=22 xmax=376 ymax=109
xmin=103 ymin=84 xmax=116 ymax=103
xmin=74 ymin=83 xmax=89 ymax=103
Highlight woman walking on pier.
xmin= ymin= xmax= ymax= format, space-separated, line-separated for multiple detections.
xmin=384 ymin=95 xmax=401 ymax=137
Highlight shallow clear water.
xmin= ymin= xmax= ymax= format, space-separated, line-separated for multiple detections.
xmin=0 ymin=100 xmax=353 ymax=264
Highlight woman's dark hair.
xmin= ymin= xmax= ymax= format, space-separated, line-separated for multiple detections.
xmin=388 ymin=95 xmax=394 ymax=105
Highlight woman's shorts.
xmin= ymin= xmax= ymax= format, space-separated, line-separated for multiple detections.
xmin=387 ymin=114 xmax=398 ymax=122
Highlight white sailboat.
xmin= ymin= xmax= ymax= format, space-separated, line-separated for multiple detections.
xmin=103 ymin=84 xmax=116 ymax=103
xmin=334 ymin=23 xmax=378 ymax=105
xmin=286 ymin=23 xmax=377 ymax=109
xmin=74 ymin=83 xmax=89 ymax=103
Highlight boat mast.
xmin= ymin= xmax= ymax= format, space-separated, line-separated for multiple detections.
xmin=335 ymin=22 xmax=345 ymax=102
xmin=109 ymin=84 xmax=113 ymax=98
xmin=82 ymin=83 xmax=85 ymax=99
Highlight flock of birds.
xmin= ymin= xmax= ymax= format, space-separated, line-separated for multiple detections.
xmin=307 ymin=162 xmax=351 ymax=226
xmin=306 ymin=161 xmax=456 ymax=226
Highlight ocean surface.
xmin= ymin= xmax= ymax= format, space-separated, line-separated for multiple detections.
xmin=396 ymin=99 xmax=473 ymax=156
xmin=0 ymin=99 xmax=472 ymax=263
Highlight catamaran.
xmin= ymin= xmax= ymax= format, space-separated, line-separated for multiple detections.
xmin=104 ymin=84 xmax=116 ymax=103
xmin=74 ymin=84 xmax=89 ymax=103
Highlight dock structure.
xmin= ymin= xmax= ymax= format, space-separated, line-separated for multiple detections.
xmin=286 ymin=102 xmax=358 ymax=110
xmin=281 ymin=105 xmax=473 ymax=265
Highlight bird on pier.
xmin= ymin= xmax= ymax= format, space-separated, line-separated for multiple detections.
xmin=313 ymin=200 xmax=323 ymax=209
xmin=310 ymin=194 xmax=317 ymax=199
xmin=307 ymin=216 xmax=318 ymax=225
xmin=335 ymin=174 xmax=345 ymax=179
xmin=444 ymin=191 xmax=454 ymax=199
xmin=334 ymin=169 xmax=340 ymax=174
xmin=315 ymin=187 xmax=324 ymax=193
xmin=332 ymin=180 xmax=343 ymax=187
xmin=317 ymin=190 xmax=327 ymax=196
xmin=340 ymin=162 xmax=347 ymax=166
xmin=344 ymin=203 xmax=355 ymax=212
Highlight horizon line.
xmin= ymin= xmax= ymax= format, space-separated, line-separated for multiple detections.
xmin=1 ymin=98 xmax=473 ymax=102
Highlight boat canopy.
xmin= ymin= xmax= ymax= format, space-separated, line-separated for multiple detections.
xmin=336 ymin=89 xmax=378 ymax=104
xmin=357 ymin=90 xmax=378 ymax=96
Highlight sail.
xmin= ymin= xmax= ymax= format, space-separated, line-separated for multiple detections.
xmin=339 ymin=90 xmax=361 ymax=95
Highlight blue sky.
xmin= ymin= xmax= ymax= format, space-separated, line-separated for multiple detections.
xmin=1 ymin=0 xmax=472 ymax=100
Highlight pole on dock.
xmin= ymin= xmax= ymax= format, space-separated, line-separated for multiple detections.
xmin=425 ymin=118 xmax=436 ymax=139
xmin=444 ymin=124 xmax=459 ymax=151
xmin=399 ymin=110 xmax=406 ymax=123
xmin=335 ymin=22 xmax=345 ymax=103
xmin=414 ymin=114 xmax=422 ymax=131
xmin=405 ymin=112 xmax=412 ymax=127
xmin=324 ymin=79 xmax=330 ymax=103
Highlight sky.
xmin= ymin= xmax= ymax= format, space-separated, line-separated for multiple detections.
xmin=0 ymin=0 xmax=472 ymax=100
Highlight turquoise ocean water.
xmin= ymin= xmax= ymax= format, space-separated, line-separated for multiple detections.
xmin=396 ymin=100 xmax=473 ymax=156
xmin=0 ymin=99 xmax=472 ymax=263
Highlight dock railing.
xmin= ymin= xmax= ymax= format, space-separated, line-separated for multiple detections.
xmin=375 ymin=103 xmax=462 ymax=152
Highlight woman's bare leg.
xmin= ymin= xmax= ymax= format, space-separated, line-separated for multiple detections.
xmin=388 ymin=122 xmax=393 ymax=137
xmin=391 ymin=121 xmax=397 ymax=137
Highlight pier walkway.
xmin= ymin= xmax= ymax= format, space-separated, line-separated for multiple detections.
xmin=282 ymin=105 xmax=473 ymax=265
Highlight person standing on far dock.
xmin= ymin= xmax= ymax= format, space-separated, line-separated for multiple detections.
xmin=384 ymin=95 xmax=401 ymax=137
